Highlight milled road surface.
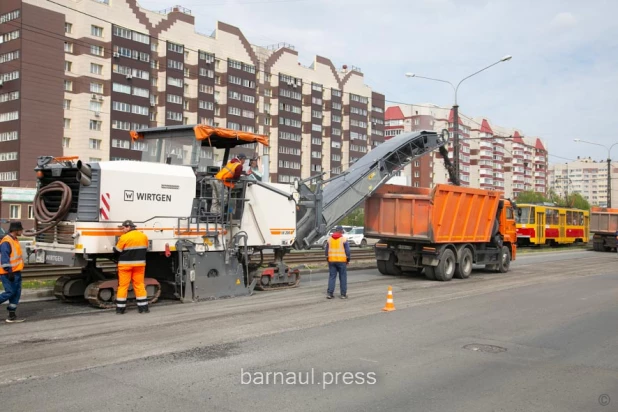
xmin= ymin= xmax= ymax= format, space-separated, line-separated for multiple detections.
xmin=0 ymin=249 xmax=616 ymax=412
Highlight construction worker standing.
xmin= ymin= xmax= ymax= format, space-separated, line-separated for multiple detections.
xmin=215 ymin=153 xmax=247 ymax=188
xmin=0 ymin=222 xmax=25 ymax=322
xmin=114 ymin=220 xmax=149 ymax=314
xmin=325 ymin=225 xmax=351 ymax=299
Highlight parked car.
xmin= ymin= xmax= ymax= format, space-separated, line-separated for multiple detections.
xmin=310 ymin=226 xmax=353 ymax=249
xmin=345 ymin=226 xmax=378 ymax=248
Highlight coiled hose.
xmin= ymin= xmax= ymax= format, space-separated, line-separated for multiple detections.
xmin=23 ymin=181 xmax=73 ymax=237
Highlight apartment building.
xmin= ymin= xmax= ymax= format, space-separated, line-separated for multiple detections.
xmin=0 ymin=0 xmax=385 ymax=188
xmin=548 ymin=157 xmax=618 ymax=207
xmin=385 ymin=103 xmax=548 ymax=198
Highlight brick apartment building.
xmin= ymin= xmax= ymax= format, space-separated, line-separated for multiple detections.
xmin=0 ymin=0 xmax=385 ymax=192
xmin=385 ymin=104 xmax=548 ymax=198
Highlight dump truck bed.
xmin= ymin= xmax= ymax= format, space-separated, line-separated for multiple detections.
xmin=364 ymin=184 xmax=502 ymax=244
xmin=590 ymin=207 xmax=618 ymax=234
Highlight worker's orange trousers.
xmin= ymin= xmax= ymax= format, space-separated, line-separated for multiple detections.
xmin=117 ymin=265 xmax=147 ymax=303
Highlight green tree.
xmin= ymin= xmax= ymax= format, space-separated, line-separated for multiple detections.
xmin=338 ymin=207 xmax=364 ymax=227
xmin=565 ymin=192 xmax=591 ymax=210
xmin=515 ymin=190 xmax=550 ymax=204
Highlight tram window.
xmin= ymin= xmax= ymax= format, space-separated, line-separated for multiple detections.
xmin=516 ymin=207 xmax=534 ymax=224
xmin=578 ymin=212 xmax=584 ymax=225
xmin=546 ymin=209 xmax=559 ymax=225
xmin=566 ymin=211 xmax=573 ymax=225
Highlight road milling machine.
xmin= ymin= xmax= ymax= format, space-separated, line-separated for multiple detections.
xmin=28 ymin=125 xmax=451 ymax=308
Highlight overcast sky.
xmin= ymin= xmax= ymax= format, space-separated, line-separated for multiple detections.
xmin=139 ymin=0 xmax=618 ymax=166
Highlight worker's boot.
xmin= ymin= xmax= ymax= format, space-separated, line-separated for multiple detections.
xmin=138 ymin=304 xmax=150 ymax=314
xmin=116 ymin=307 xmax=125 ymax=315
xmin=5 ymin=310 xmax=22 ymax=323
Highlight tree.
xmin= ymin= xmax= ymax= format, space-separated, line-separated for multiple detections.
xmin=338 ymin=207 xmax=364 ymax=227
xmin=565 ymin=192 xmax=591 ymax=210
xmin=515 ymin=191 xmax=550 ymax=204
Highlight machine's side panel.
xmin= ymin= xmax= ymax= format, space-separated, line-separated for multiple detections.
xmin=98 ymin=162 xmax=196 ymax=223
xmin=239 ymin=182 xmax=297 ymax=248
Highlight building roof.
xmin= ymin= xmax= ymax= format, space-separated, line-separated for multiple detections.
xmin=480 ymin=119 xmax=493 ymax=134
xmin=535 ymin=138 xmax=546 ymax=151
xmin=512 ymin=131 xmax=525 ymax=144
xmin=448 ymin=109 xmax=464 ymax=125
xmin=385 ymin=106 xmax=404 ymax=120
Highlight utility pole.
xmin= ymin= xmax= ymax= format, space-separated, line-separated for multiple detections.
xmin=405 ymin=55 xmax=512 ymax=186
xmin=574 ymin=139 xmax=617 ymax=208
xmin=607 ymin=158 xmax=612 ymax=208
xmin=453 ymin=104 xmax=460 ymax=179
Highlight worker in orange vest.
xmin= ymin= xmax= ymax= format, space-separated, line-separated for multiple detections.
xmin=0 ymin=221 xmax=25 ymax=322
xmin=325 ymin=225 xmax=351 ymax=299
xmin=215 ymin=153 xmax=247 ymax=188
xmin=113 ymin=220 xmax=149 ymax=314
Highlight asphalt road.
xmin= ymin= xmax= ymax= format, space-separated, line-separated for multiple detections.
xmin=0 ymin=249 xmax=616 ymax=412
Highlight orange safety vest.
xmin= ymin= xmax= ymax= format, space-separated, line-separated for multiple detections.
xmin=0 ymin=235 xmax=24 ymax=275
xmin=114 ymin=229 xmax=149 ymax=267
xmin=215 ymin=161 xmax=241 ymax=188
xmin=327 ymin=236 xmax=348 ymax=263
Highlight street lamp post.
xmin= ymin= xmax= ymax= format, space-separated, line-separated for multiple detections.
xmin=574 ymin=139 xmax=618 ymax=208
xmin=405 ymin=55 xmax=512 ymax=183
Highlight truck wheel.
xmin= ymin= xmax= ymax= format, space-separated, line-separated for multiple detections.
xmin=424 ymin=266 xmax=436 ymax=280
xmin=498 ymin=246 xmax=511 ymax=273
xmin=455 ymin=248 xmax=473 ymax=279
xmin=434 ymin=249 xmax=455 ymax=281
xmin=385 ymin=253 xmax=403 ymax=276
xmin=377 ymin=260 xmax=388 ymax=275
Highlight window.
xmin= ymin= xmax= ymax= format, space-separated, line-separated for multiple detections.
xmin=9 ymin=205 xmax=20 ymax=219
xmin=199 ymin=84 xmax=214 ymax=94
xmin=89 ymin=101 xmax=102 ymax=112
xmin=64 ymin=42 xmax=73 ymax=53
xmin=64 ymin=22 xmax=72 ymax=33
xmin=62 ymin=137 xmax=70 ymax=148
xmin=0 ymin=50 xmax=19 ymax=64
xmin=0 ymin=131 xmax=18 ymax=142
xmin=89 ymin=139 xmax=102 ymax=150
xmin=28 ymin=205 xmax=34 ymax=220
xmin=167 ymin=94 xmax=183 ymax=105
xmin=90 ymin=63 xmax=103 ymax=75
xmin=89 ymin=120 xmax=102 ymax=131
xmin=112 ymin=101 xmax=130 ymax=112
xmin=65 ymin=60 xmax=72 ymax=72
xmin=0 ymin=112 xmax=19 ymax=122
xmin=168 ymin=59 xmax=184 ymax=70
xmin=132 ymin=87 xmax=149 ymax=98
xmin=64 ymin=80 xmax=73 ymax=91
xmin=168 ymin=42 xmax=183 ymax=53
xmin=0 ymin=30 xmax=20 ymax=44
xmin=91 ymin=25 xmax=104 ymax=38
xmin=0 ymin=91 xmax=19 ymax=103
xmin=228 ymin=106 xmax=241 ymax=116
xmin=0 ymin=152 xmax=18 ymax=161
xmin=0 ymin=172 xmax=16 ymax=181
xmin=167 ymin=111 xmax=182 ymax=121
xmin=90 ymin=83 xmax=103 ymax=94
xmin=1 ymin=10 xmax=20 ymax=24
xmin=1 ymin=71 xmax=19 ymax=83
xmin=113 ymin=83 xmax=131 ymax=94
xmin=199 ymin=101 xmax=214 ymax=110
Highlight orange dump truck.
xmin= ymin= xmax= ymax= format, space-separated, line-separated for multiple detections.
xmin=590 ymin=207 xmax=618 ymax=251
xmin=364 ymin=184 xmax=518 ymax=281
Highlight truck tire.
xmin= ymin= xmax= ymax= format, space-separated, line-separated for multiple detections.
xmin=385 ymin=253 xmax=403 ymax=276
xmin=498 ymin=246 xmax=511 ymax=273
xmin=455 ymin=248 xmax=473 ymax=279
xmin=424 ymin=266 xmax=436 ymax=280
xmin=377 ymin=260 xmax=388 ymax=275
xmin=434 ymin=249 xmax=455 ymax=281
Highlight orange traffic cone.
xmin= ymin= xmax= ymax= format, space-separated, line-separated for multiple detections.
xmin=382 ymin=286 xmax=396 ymax=312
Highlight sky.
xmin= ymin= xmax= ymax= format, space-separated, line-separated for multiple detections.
xmin=138 ymin=0 xmax=618 ymax=166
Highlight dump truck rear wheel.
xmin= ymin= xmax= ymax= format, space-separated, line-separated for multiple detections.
xmin=385 ymin=253 xmax=402 ymax=276
xmin=455 ymin=248 xmax=473 ymax=279
xmin=377 ymin=260 xmax=388 ymax=275
xmin=424 ymin=266 xmax=436 ymax=280
xmin=498 ymin=246 xmax=511 ymax=273
xmin=434 ymin=249 xmax=455 ymax=281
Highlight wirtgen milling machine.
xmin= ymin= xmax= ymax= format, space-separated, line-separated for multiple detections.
xmin=29 ymin=125 xmax=450 ymax=308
